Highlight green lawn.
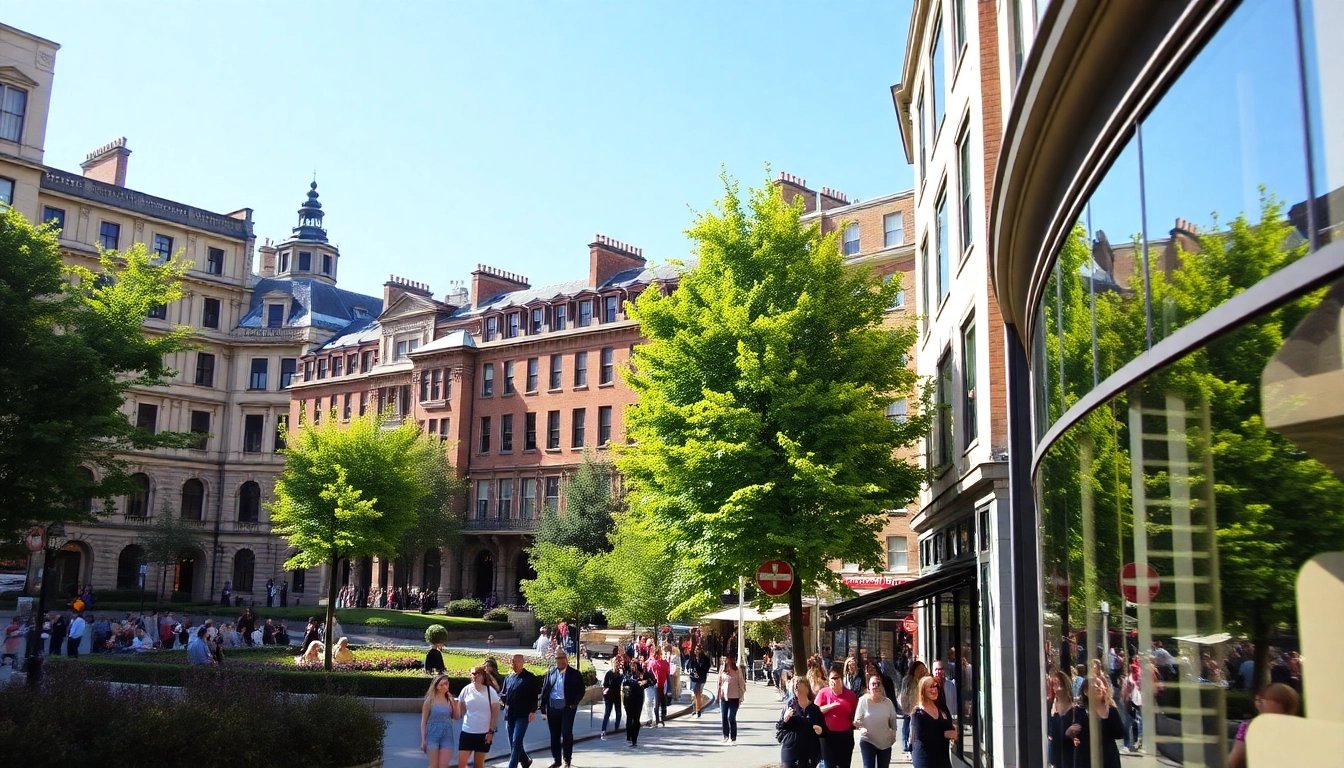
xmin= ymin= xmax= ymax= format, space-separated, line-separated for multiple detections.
xmin=63 ymin=604 xmax=509 ymax=632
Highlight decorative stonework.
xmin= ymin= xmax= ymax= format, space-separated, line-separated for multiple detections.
xmin=36 ymin=50 xmax=56 ymax=73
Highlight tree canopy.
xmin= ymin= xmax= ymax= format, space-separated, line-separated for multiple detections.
xmin=617 ymin=173 xmax=928 ymax=648
xmin=140 ymin=500 xmax=205 ymax=599
xmin=0 ymin=209 xmax=194 ymax=543
xmin=535 ymin=451 xmax=620 ymax=555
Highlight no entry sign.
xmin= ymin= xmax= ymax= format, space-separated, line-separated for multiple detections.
xmin=756 ymin=560 xmax=794 ymax=597
xmin=1119 ymin=562 xmax=1161 ymax=604
xmin=903 ymin=615 xmax=917 ymax=634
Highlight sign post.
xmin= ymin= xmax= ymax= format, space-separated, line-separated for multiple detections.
xmin=1119 ymin=563 xmax=1161 ymax=604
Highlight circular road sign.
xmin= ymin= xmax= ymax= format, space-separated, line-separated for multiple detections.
xmin=756 ymin=560 xmax=794 ymax=597
xmin=903 ymin=615 xmax=917 ymax=634
xmin=23 ymin=526 xmax=46 ymax=553
xmin=1119 ymin=562 xmax=1161 ymax=604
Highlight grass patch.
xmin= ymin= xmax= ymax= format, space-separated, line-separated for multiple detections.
xmin=65 ymin=604 xmax=510 ymax=632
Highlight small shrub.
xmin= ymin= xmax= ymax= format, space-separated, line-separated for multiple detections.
xmin=364 ymin=617 xmax=391 ymax=627
xmin=446 ymin=598 xmax=485 ymax=618
xmin=483 ymin=607 xmax=510 ymax=622
xmin=425 ymin=624 xmax=449 ymax=645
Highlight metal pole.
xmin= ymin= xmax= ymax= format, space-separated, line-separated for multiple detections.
xmin=25 ymin=545 xmax=54 ymax=688
xmin=738 ymin=576 xmax=745 ymax=668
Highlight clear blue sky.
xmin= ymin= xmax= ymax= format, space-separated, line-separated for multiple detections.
xmin=10 ymin=0 xmax=916 ymax=298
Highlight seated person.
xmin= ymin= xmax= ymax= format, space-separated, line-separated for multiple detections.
xmin=296 ymin=640 xmax=323 ymax=665
xmin=334 ymin=637 xmax=354 ymax=664
xmin=130 ymin=628 xmax=154 ymax=651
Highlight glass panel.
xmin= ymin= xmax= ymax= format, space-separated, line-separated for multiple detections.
xmin=1082 ymin=139 xmax=1145 ymax=387
xmin=1040 ymin=263 xmax=1064 ymax=431
xmin=1299 ymin=0 xmax=1344 ymax=245
xmin=1139 ymin=0 xmax=1311 ymax=343
xmin=1037 ymin=278 xmax=1344 ymax=767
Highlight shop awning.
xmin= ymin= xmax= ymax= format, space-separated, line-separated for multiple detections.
xmin=825 ymin=557 xmax=977 ymax=631
xmin=702 ymin=605 xmax=791 ymax=623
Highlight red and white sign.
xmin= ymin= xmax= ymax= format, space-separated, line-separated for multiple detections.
xmin=1119 ymin=563 xmax=1161 ymax=604
xmin=23 ymin=526 xmax=45 ymax=553
xmin=756 ymin=560 xmax=794 ymax=597
xmin=841 ymin=574 xmax=912 ymax=590
xmin=902 ymin=615 xmax=917 ymax=634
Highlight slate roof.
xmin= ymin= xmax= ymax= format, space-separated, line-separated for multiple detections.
xmin=458 ymin=261 xmax=689 ymax=317
xmin=412 ymin=329 xmax=477 ymax=354
xmin=240 ymin=277 xmax=383 ymax=332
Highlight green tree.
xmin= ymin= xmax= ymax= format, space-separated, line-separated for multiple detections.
xmin=520 ymin=542 xmax=614 ymax=672
xmin=140 ymin=500 xmax=205 ymax=601
xmin=0 ymin=209 xmax=194 ymax=539
xmin=393 ymin=441 xmax=466 ymax=592
xmin=269 ymin=409 xmax=449 ymax=669
xmin=618 ymin=173 xmax=929 ymax=650
xmin=602 ymin=512 xmax=685 ymax=628
xmin=536 ymin=451 xmax=620 ymax=554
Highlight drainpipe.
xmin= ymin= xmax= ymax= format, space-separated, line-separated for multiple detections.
xmin=208 ymin=350 xmax=236 ymax=603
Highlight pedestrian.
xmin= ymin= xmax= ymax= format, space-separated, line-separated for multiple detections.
xmin=622 ymin=658 xmax=653 ymax=748
xmin=1120 ymin=662 xmax=1144 ymax=751
xmin=457 ymin=666 xmax=499 ymax=768
xmin=1047 ymin=670 xmax=1078 ymax=768
xmin=420 ymin=674 xmax=459 ymax=768
xmin=777 ymin=676 xmax=824 ymax=768
xmin=66 ymin=610 xmax=86 ymax=658
xmin=648 ymin=647 xmax=670 ymax=726
xmin=501 ymin=654 xmax=540 ymax=768
xmin=718 ymin=654 xmax=746 ymax=745
xmin=1228 ymin=682 xmax=1299 ymax=768
xmin=483 ymin=656 xmax=503 ymax=692
xmin=855 ymin=673 xmax=900 ymax=768
xmin=425 ymin=636 xmax=447 ymax=676
xmin=689 ymin=645 xmax=711 ymax=717
xmin=843 ymin=656 xmax=865 ymax=698
xmin=910 ymin=677 xmax=955 ymax=768
xmin=1069 ymin=669 xmax=1125 ymax=768
xmin=540 ymin=650 xmax=584 ymax=768
xmin=237 ymin=607 xmax=255 ymax=647
xmin=3 ymin=615 xmax=22 ymax=668
xmin=601 ymin=656 xmax=625 ymax=738
xmin=817 ymin=664 xmax=859 ymax=768
xmin=48 ymin=612 xmax=67 ymax=657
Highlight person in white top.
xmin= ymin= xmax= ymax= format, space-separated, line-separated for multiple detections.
xmin=457 ymin=665 xmax=499 ymax=768
xmin=854 ymin=673 xmax=900 ymax=768
xmin=533 ymin=632 xmax=552 ymax=658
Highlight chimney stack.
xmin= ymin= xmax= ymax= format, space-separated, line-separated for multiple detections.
xmin=443 ymin=279 xmax=470 ymax=309
xmin=589 ymin=234 xmax=646 ymax=288
xmin=257 ymin=238 xmax=278 ymax=278
xmin=470 ymin=265 xmax=530 ymax=307
xmin=773 ymin=171 xmax=816 ymax=214
xmin=383 ymin=274 xmax=433 ymax=309
xmin=820 ymin=186 xmax=850 ymax=211
xmin=80 ymin=138 xmax=131 ymax=187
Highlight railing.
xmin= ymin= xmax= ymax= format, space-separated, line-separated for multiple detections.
xmin=231 ymin=327 xmax=307 ymax=342
xmin=462 ymin=516 xmax=541 ymax=532
xmin=41 ymin=168 xmax=252 ymax=239
xmin=114 ymin=515 xmax=270 ymax=533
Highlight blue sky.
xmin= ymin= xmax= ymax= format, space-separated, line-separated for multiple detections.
xmin=11 ymin=0 xmax=916 ymax=297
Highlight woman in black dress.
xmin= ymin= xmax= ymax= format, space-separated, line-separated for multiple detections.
xmin=1046 ymin=670 xmax=1079 ymax=768
xmin=910 ymin=676 xmax=955 ymax=768
xmin=1072 ymin=670 xmax=1125 ymax=768
xmin=777 ymin=677 xmax=825 ymax=768
xmin=622 ymin=658 xmax=654 ymax=747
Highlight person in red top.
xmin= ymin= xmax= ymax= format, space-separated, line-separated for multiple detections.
xmin=648 ymin=647 xmax=671 ymax=726
xmin=816 ymin=666 xmax=859 ymax=768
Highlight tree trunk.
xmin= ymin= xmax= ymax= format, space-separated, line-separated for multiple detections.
xmin=325 ymin=556 xmax=339 ymax=671
xmin=1251 ymin=613 xmax=1271 ymax=694
xmin=788 ymin=571 xmax=805 ymax=663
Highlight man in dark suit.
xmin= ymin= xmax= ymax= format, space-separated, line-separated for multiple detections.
xmin=502 ymin=653 xmax=540 ymax=768
xmin=539 ymin=651 xmax=585 ymax=768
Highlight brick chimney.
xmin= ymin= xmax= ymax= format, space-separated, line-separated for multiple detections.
xmin=383 ymin=274 xmax=433 ymax=309
xmin=470 ymin=265 xmax=529 ymax=306
xmin=81 ymin=138 xmax=131 ymax=187
xmin=820 ymin=186 xmax=850 ymax=211
xmin=773 ymin=171 xmax=816 ymax=214
xmin=589 ymin=234 xmax=645 ymax=288
xmin=257 ymin=238 xmax=278 ymax=278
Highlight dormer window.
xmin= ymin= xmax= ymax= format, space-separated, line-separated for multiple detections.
xmin=506 ymin=312 xmax=520 ymax=338
xmin=395 ymin=337 xmax=419 ymax=360
xmin=603 ymin=296 xmax=619 ymax=323
xmin=267 ymin=304 xmax=285 ymax=328
xmin=280 ymin=251 xmax=291 ymax=272
xmin=577 ymin=300 xmax=594 ymax=327
xmin=0 ymin=84 xmax=26 ymax=143
xmin=553 ymin=304 xmax=568 ymax=331
xmin=484 ymin=316 xmax=498 ymax=342
xmin=322 ymin=254 xmax=332 ymax=275
xmin=530 ymin=307 xmax=544 ymax=334
xmin=298 ymin=252 xmax=312 ymax=271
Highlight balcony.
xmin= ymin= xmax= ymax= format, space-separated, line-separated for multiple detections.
xmin=462 ymin=516 xmax=540 ymax=532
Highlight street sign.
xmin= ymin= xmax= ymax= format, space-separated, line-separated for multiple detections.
xmin=23 ymin=526 xmax=45 ymax=553
xmin=756 ymin=559 xmax=794 ymax=597
xmin=903 ymin=615 xmax=917 ymax=634
xmin=1119 ymin=562 xmax=1161 ymax=604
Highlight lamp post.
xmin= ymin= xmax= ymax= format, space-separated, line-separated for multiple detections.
xmin=25 ymin=521 xmax=67 ymax=688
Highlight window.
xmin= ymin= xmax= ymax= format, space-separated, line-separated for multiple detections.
xmin=0 ymin=84 xmax=25 ymax=143
xmin=243 ymin=414 xmax=265 ymax=453
xmin=479 ymin=416 xmax=491 ymax=453
xmin=884 ymin=212 xmax=904 ymax=247
xmin=497 ymin=480 xmax=513 ymax=518
xmin=920 ymin=238 xmax=930 ymax=331
xmin=962 ymin=319 xmax=978 ymax=445
xmin=543 ymin=476 xmax=561 ymax=513
xmin=189 ymin=410 xmax=211 ymax=450
xmin=153 ymin=234 xmax=174 ymax=260
xmin=437 ymin=418 xmax=449 ymax=441
xmin=195 ymin=352 xmax=216 ymax=387
xmin=317 ymin=359 xmax=328 ymax=380
xmin=526 ymin=358 xmax=539 ymax=392
xmin=530 ymin=307 xmax=544 ymax=334
xmin=935 ymin=353 xmax=954 ymax=466
xmin=397 ymin=384 xmax=411 ymax=416
xmin=506 ymin=313 xmax=520 ymax=338
xmin=935 ymin=188 xmax=950 ymax=305
xmin=267 ymin=304 xmax=284 ymax=328
xmin=598 ymin=405 xmax=612 ymax=445
xmin=359 ymin=391 xmax=368 ymax=416
xmin=572 ymin=408 xmax=586 ymax=447
xmin=843 ymin=223 xmax=860 ymax=255
xmin=419 ymin=370 xmax=433 ymax=401
xmin=313 ymin=398 xmax=322 ymax=424
xmin=886 ymin=399 xmax=909 ymax=423
xmin=887 ymin=536 xmax=909 ymax=572
xmin=124 ymin=473 xmax=150 ymax=517
xmin=332 ymin=357 xmax=343 ymax=377
xmin=546 ymin=410 xmax=561 ymax=449
xmin=549 ymin=355 xmax=563 ymax=390
xmin=600 ymin=347 xmax=615 ymax=384
xmin=577 ymin=300 xmax=593 ymax=327
xmin=321 ymin=254 xmax=332 ymax=275
xmin=249 ymin=358 xmax=268 ymax=390
xmin=501 ymin=414 xmax=514 ymax=452
xmin=181 ymin=479 xmax=205 ymax=521
xmin=954 ymin=0 xmax=967 ymax=51
xmin=280 ymin=358 xmax=297 ymax=389
xmin=43 ymin=206 xmax=66 ymax=231
xmin=475 ymin=480 xmax=490 ymax=519
xmin=395 ymin=338 xmax=419 ymax=360
xmin=202 ymin=297 xmax=221 ymax=329
xmin=275 ymin=416 xmax=287 ymax=452
xmin=297 ymin=251 xmax=312 ymax=271
xmin=0 ymin=177 xmax=10 ymax=207
xmin=361 ymin=351 xmax=373 ymax=372
xmin=958 ymin=125 xmax=973 ymax=256
xmin=503 ymin=361 xmax=515 ymax=395
xmin=553 ymin=304 xmax=568 ymax=331
xmin=916 ymin=92 xmax=926 ymax=184
xmin=525 ymin=412 xmax=538 ymax=450
xmin=346 ymin=354 xmax=357 ymax=375
xmin=280 ymin=251 xmax=290 ymax=273
xmin=574 ymin=351 xmax=588 ymax=387
xmin=291 ymin=567 xmax=306 ymax=593
xmin=233 ymin=550 xmax=255 ymax=592
xmin=343 ymin=393 xmax=352 ymax=421
xmin=148 ymin=303 xmax=168 ymax=320
xmin=931 ymin=16 xmax=945 ymax=134
xmin=520 ymin=478 xmax=537 ymax=518
xmin=979 ymin=507 xmax=990 ymax=551
xmin=206 ymin=247 xmax=224 ymax=275
xmin=603 ymin=295 xmax=619 ymax=323
xmin=432 ymin=368 xmax=445 ymax=400
xmin=484 ymin=316 xmax=498 ymax=342
xmin=99 ymin=221 xmax=121 ymax=251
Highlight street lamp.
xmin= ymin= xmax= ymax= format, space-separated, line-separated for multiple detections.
xmin=26 ymin=521 xmax=68 ymax=688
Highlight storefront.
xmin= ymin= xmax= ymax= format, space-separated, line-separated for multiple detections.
xmin=992 ymin=1 xmax=1342 ymax=766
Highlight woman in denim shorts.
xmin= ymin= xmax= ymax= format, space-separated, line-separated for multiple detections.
xmin=421 ymin=674 xmax=459 ymax=768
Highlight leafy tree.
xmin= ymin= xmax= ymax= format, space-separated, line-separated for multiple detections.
xmin=269 ymin=409 xmax=449 ymax=669
xmin=745 ymin=618 xmax=788 ymax=647
xmin=520 ymin=542 xmax=614 ymax=672
xmin=536 ymin=451 xmax=620 ymax=554
xmin=393 ymin=440 xmax=466 ymax=592
xmin=618 ymin=173 xmax=929 ymax=650
xmin=602 ymin=512 xmax=685 ymax=628
xmin=140 ymin=500 xmax=204 ymax=601
xmin=0 ymin=209 xmax=194 ymax=540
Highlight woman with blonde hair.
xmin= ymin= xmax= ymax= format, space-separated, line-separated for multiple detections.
xmin=456 ymin=665 xmax=499 ymax=768
xmin=718 ymin=654 xmax=747 ymax=745
xmin=909 ymin=676 xmax=955 ymax=768
xmin=843 ymin=656 xmax=865 ymax=698
xmin=295 ymin=639 xmax=323 ymax=665
xmin=807 ymin=658 xmax=827 ymax=704
xmin=1067 ymin=669 xmax=1125 ymax=768
xmin=333 ymin=637 xmax=354 ymax=664
xmin=420 ymin=674 xmax=459 ymax=768
xmin=777 ymin=676 xmax=824 ymax=768
xmin=854 ymin=673 xmax=900 ymax=768
xmin=1046 ymin=669 xmax=1077 ymax=768
xmin=1228 ymin=682 xmax=1300 ymax=768
xmin=898 ymin=660 xmax=928 ymax=755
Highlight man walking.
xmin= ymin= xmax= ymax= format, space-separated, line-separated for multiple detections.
xmin=502 ymin=653 xmax=540 ymax=768
xmin=66 ymin=610 xmax=86 ymax=659
xmin=540 ymin=651 xmax=584 ymax=768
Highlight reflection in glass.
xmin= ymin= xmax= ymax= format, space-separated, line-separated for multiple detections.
xmin=1298 ymin=0 xmax=1343 ymax=246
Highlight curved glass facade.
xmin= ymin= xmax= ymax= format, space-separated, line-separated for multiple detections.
xmin=1028 ymin=1 xmax=1343 ymax=765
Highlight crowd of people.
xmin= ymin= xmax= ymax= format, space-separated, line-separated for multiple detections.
xmin=336 ymin=584 xmax=440 ymax=613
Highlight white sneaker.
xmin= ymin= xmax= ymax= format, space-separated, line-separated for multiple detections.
xmin=723 ymin=738 xmax=730 ymax=744
xmin=731 ymin=739 xmax=737 ymax=746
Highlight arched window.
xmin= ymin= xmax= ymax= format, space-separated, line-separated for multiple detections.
xmin=77 ymin=467 xmax=96 ymax=514
xmin=116 ymin=545 xmax=144 ymax=589
xmin=238 ymin=481 xmax=260 ymax=523
xmin=232 ymin=549 xmax=255 ymax=592
xmin=422 ymin=549 xmax=441 ymax=592
xmin=181 ymin=479 xmax=205 ymax=521
xmin=125 ymin=473 xmax=150 ymax=517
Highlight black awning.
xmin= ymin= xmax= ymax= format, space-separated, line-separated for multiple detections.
xmin=825 ymin=557 xmax=977 ymax=631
